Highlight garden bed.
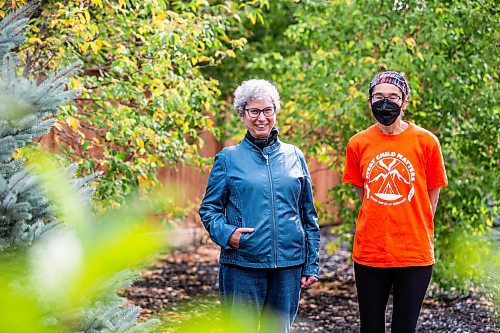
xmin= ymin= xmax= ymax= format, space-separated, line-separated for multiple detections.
xmin=126 ymin=236 xmax=498 ymax=332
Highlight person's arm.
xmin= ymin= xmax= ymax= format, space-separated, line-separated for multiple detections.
xmin=341 ymin=139 xmax=365 ymax=201
xmin=354 ymin=185 xmax=364 ymax=201
xmin=427 ymin=187 xmax=441 ymax=217
xmin=199 ymin=152 xmax=238 ymax=247
xmin=296 ymin=148 xmax=320 ymax=287
xmin=425 ymin=136 xmax=447 ymax=218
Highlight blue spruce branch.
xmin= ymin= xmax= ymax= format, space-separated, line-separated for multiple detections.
xmin=0 ymin=2 xmax=159 ymax=332
xmin=0 ymin=0 xmax=41 ymax=64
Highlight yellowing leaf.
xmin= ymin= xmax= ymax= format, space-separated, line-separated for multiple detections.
xmin=100 ymin=39 xmax=112 ymax=48
xmin=78 ymin=42 xmax=89 ymax=53
xmin=66 ymin=116 xmax=80 ymax=129
xmin=247 ymin=13 xmax=256 ymax=25
xmin=137 ymin=175 xmax=147 ymax=187
xmin=136 ymin=137 xmax=145 ymax=149
xmin=202 ymin=101 xmax=211 ymax=111
xmin=90 ymin=0 xmax=103 ymax=7
xmin=69 ymin=77 xmax=81 ymax=89
xmin=405 ymin=37 xmax=416 ymax=48
xmin=364 ymin=56 xmax=376 ymax=64
xmin=198 ymin=55 xmax=211 ymax=63
xmin=78 ymin=13 xmax=86 ymax=24
xmin=147 ymin=155 xmax=158 ymax=164
xmin=90 ymin=42 xmax=98 ymax=54
xmin=154 ymin=14 xmax=167 ymax=21
xmin=153 ymin=110 xmax=165 ymax=122
xmin=13 ymin=149 xmax=23 ymax=159
xmin=226 ymin=49 xmax=236 ymax=58
xmin=28 ymin=37 xmax=42 ymax=44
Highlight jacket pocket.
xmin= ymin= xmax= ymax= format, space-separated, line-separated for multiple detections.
xmin=238 ymin=232 xmax=249 ymax=249
xmin=275 ymin=216 xmax=305 ymax=262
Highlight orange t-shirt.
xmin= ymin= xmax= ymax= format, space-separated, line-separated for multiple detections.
xmin=342 ymin=122 xmax=447 ymax=267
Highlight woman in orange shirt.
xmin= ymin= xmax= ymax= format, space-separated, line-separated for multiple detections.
xmin=342 ymin=71 xmax=447 ymax=333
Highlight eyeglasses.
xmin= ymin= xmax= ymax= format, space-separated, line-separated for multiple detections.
xmin=244 ymin=106 xmax=276 ymax=118
xmin=371 ymin=93 xmax=402 ymax=103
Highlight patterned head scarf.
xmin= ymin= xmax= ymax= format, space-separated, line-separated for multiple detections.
xmin=369 ymin=71 xmax=410 ymax=100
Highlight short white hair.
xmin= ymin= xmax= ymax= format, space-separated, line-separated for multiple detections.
xmin=233 ymin=79 xmax=281 ymax=114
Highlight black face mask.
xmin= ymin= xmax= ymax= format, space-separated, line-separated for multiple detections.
xmin=371 ymin=99 xmax=401 ymax=126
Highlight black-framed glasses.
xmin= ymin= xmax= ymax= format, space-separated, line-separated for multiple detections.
xmin=244 ymin=106 xmax=276 ymax=118
xmin=371 ymin=93 xmax=402 ymax=103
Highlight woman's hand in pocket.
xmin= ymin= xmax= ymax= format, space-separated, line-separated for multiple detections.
xmin=228 ymin=228 xmax=254 ymax=249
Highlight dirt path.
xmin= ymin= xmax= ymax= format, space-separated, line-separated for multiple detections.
xmin=126 ymin=242 xmax=498 ymax=332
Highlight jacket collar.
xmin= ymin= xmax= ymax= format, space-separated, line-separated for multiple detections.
xmin=245 ymin=127 xmax=278 ymax=149
xmin=242 ymin=135 xmax=281 ymax=155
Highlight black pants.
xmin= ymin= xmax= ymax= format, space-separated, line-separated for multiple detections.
xmin=354 ymin=263 xmax=433 ymax=333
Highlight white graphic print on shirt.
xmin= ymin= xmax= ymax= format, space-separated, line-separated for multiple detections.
xmin=365 ymin=151 xmax=416 ymax=206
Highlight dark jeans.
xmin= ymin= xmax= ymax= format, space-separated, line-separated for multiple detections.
xmin=219 ymin=264 xmax=302 ymax=333
xmin=354 ymin=263 xmax=433 ymax=333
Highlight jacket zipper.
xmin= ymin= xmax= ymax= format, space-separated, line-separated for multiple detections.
xmin=263 ymin=153 xmax=278 ymax=268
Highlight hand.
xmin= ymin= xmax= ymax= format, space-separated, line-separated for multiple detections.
xmin=301 ymin=276 xmax=318 ymax=288
xmin=228 ymin=228 xmax=254 ymax=249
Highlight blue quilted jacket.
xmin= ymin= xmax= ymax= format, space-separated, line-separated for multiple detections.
xmin=199 ymin=137 xmax=320 ymax=277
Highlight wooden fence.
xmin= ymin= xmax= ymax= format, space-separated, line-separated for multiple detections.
xmin=158 ymin=131 xmax=340 ymax=213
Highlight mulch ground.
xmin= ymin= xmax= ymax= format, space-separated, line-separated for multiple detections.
xmin=125 ymin=237 xmax=498 ymax=333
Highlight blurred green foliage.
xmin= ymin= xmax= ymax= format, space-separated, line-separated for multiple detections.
xmin=159 ymin=298 xmax=279 ymax=333
xmin=0 ymin=150 xmax=169 ymax=332
xmin=440 ymin=229 xmax=499 ymax=312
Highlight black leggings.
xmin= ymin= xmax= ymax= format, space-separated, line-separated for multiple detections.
xmin=354 ymin=263 xmax=433 ymax=333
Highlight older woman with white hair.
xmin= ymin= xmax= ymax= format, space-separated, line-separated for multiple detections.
xmin=199 ymin=79 xmax=320 ymax=332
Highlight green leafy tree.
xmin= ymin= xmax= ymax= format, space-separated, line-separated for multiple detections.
xmin=0 ymin=0 xmax=270 ymax=208
xmin=0 ymin=0 xmax=83 ymax=251
xmin=0 ymin=2 xmax=162 ymax=331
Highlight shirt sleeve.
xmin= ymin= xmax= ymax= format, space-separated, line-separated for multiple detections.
xmin=426 ymin=138 xmax=448 ymax=189
xmin=341 ymin=139 xmax=364 ymax=186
